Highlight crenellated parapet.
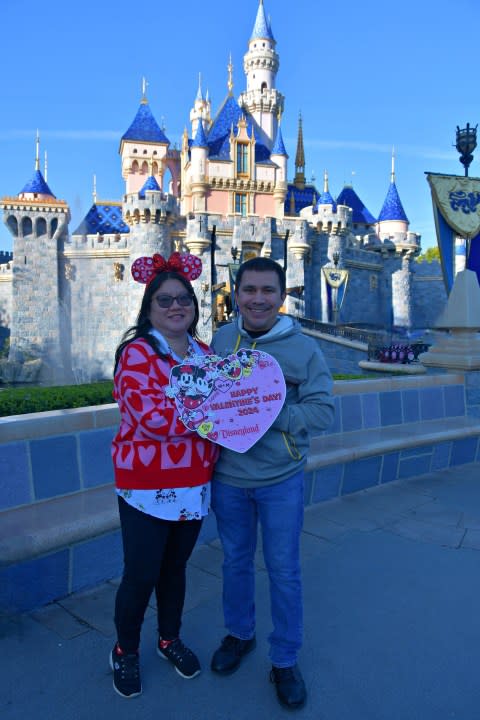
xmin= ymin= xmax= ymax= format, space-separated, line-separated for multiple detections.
xmin=123 ymin=193 xmax=179 ymax=225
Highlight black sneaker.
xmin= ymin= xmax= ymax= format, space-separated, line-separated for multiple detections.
xmin=210 ymin=634 xmax=256 ymax=675
xmin=270 ymin=664 xmax=307 ymax=709
xmin=157 ymin=638 xmax=201 ymax=679
xmin=110 ymin=644 xmax=142 ymax=698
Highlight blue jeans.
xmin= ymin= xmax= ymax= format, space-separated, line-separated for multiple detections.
xmin=211 ymin=471 xmax=304 ymax=667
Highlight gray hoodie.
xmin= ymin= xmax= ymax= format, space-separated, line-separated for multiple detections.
xmin=211 ymin=315 xmax=335 ymax=488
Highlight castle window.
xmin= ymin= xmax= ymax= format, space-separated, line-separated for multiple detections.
xmin=235 ymin=193 xmax=247 ymax=216
xmin=236 ymin=143 xmax=249 ymax=175
xmin=261 ymin=82 xmax=267 ymax=93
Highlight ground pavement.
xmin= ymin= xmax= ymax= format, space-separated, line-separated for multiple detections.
xmin=2 ymin=463 xmax=480 ymax=720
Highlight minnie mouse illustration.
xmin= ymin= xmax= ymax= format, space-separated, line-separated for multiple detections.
xmin=218 ymin=354 xmax=242 ymax=380
xmin=237 ymin=348 xmax=260 ymax=377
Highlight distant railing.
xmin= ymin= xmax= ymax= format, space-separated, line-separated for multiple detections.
xmin=296 ymin=317 xmax=380 ymax=345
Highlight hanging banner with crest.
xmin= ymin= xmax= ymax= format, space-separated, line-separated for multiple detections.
xmin=322 ymin=267 xmax=349 ymax=323
xmin=426 ymin=173 xmax=480 ymax=292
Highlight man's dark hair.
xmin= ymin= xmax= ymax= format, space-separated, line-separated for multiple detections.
xmin=234 ymin=257 xmax=286 ymax=295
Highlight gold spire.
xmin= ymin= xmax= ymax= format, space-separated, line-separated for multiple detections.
xmin=141 ymin=76 xmax=148 ymax=104
xmin=93 ymin=174 xmax=97 ymax=203
xmin=323 ymin=169 xmax=329 ymax=193
xmin=227 ymin=53 xmax=234 ymax=96
xmin=35 ymin=129 xmax=40 ymax=171
xmin=294 ymin=113 xmax=305 ymax=190
xmin=391 ymin=146 xmax=396 ymax=183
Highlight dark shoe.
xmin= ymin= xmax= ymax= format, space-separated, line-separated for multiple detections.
xmin=110 ymin=644 xmax=142 ymax=698
xmin=157 ymin=638 xmax=201 ymax=679
xmin=270 ymin=665 xmax=307 ymax=709
xmin=211 ymin=634 xmax=256 ymax=675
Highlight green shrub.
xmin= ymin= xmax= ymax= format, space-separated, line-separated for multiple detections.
xmin=0 ymin=381 xmax=114 ymax=417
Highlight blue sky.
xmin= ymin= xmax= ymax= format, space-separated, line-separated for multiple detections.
xmin=1 ymin=0 xmax=478 ymax=252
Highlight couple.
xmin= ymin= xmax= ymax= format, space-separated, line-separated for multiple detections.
xmin=110 ymin=251 xmax=334 ymax=709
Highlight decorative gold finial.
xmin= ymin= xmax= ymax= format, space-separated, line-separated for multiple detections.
xmin=35 ymin=129 xmax=40 ymax=171
xmin=93 ymin=174 xmax=97 ymax=203
xmin=323 ymin=169 xmax=328 ymax=193
xmin=227 ymin=53 xmax=233 ymax=95
xmin=141 ymin=77 xmax=148 ymax=104
xmin=391 ymin=146 xmax=396 ymax=183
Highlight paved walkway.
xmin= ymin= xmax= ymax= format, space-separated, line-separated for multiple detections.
xmin=2 ymin=464 xmax=480 ymax=720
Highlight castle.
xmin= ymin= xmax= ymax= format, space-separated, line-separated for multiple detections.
xmin=0 ymin=0 xmax=447 ymax=384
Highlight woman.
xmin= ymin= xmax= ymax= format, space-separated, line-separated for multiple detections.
xmin=110 ymin=251 xmax=218 ymax=698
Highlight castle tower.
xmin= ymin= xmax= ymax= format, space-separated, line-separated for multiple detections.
xmin=270 ymin=120 xmax=288 ymax=218
xmin=120 ymin=80 xmax=173 ymax=196
xmin=293 ymin=113 xmax=306 ymax=190
xmin=189 ymin=73 xmax=212 ymax=138
xmin=377 ymin=150 xmax=409 ymax=236
xmin=189 ymin=119 xmax=209 ymax=213
xmin=0 ymin=132 xmax=70 ymax=379
xmin=238 ymin=0 xmax=284 ymax=148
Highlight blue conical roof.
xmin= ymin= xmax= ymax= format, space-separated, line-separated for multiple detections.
xmin=378 ymin=181 xmax=408 ymax=222
xmin=336 ymin=185 xmax=376 ymax=224
xmin=192 ymin=120 xmax=208 ymax=148
xmin=121 ymin=102 xmax=170 ymax=144
xmin=251 ymin=0 xmax=275 ymax=42
xmin=139 ymin=175 xmax=161 ymax=198
xmin=318 ymin=189 xmax=336 ymax=209
xmin=271 ymin=125 xmax=288 ymax=156
xmin=19 ymin=169 xmax=55 ymax=197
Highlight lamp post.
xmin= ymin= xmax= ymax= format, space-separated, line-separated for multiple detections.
xmin=455 ymin=123 xmax=477 ymax=176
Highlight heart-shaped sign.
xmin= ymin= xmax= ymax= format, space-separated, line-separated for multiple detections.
xmin=168 ymin=349 xmax=286 ymax=453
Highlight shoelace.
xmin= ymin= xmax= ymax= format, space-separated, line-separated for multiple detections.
xmin=116 ymin=653 xmax=139 ymax=679
xmin=164 ymin=639 xmax=192 ymax=663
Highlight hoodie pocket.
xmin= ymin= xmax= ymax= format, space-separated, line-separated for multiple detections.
xmin=281 ymin=432 xmax=302 ymax=460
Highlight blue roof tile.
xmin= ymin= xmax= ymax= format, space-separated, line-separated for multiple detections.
xmin=378 ymin=181 xmax=408 ymax=222
xmin=336 ymin=186 xmax=376 ymax=224
xmin=19 ymin=169 xmax=55 ymax=197
xmin=251 ymin=1 xmax=275 ymax=42
xmin=284 ymin=184 xmax=320 ymax=214
xmin=271 ymin=125 xmax=287 ymax=156
xmin=192 ymin=120 xmax=208 ymax=148
xmin=138 ymin=175 xmax=161 ymax=198
xmin=121 ymin=102 xmax=170 ymax=145
xmin=207 ymin=94 xmax=272 ymax=163
xmin=73 ymin=202 xmax=130 ymax=235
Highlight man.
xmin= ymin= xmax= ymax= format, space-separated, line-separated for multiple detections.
xmin=210 ymin=257 xmax=334 ymax=710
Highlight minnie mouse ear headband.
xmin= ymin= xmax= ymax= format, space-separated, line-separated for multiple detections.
xmin=131 ymin=252 xmax=202 ymax=285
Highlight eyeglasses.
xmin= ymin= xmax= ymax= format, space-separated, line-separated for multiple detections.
xmin=154 ymin=293 xmax=194 ymax=309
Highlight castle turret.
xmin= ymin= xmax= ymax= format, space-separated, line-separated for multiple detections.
xmin=377 ymin=151 xmax=420 ymax=255
xmin=238 ymin=0 xmax=284 ymax=147
xmin=270 ymin=120 xmax=288 ymax=217
xmin=190 ymin=119 xmax=209 ymax=213
xmin=0 ymin=132 xmax=70 ymax=380
xmin=189 ymin=73 xmax=211 ymax=138
xmin=120 ymin=81 xmax=171 ymax=196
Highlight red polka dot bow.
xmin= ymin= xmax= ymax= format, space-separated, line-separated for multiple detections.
xmin=131 ymin=252 xmax=202 ymax=284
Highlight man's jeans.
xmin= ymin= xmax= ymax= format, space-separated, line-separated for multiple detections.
xmin=211 ymin=470 xmax=304 ymax=667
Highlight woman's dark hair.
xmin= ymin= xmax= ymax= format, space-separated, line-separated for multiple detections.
xmin=114 ymin=271 xmax=200 ymax=371
xmin=234 ymin=256 xmax=286 ymax=295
